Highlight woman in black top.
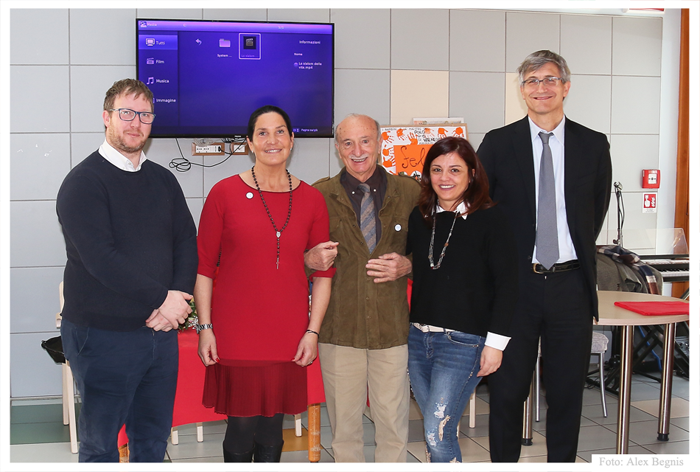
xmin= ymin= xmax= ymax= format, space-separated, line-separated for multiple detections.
xmin=406 ymin=136 xmax=518 ymax=462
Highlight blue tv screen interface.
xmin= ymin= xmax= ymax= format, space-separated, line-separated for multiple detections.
xmin=136 ymin=19 xmax=334 ymax=138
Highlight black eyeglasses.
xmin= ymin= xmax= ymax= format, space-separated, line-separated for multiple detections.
xmin=109 ymin=108 xmax=156 ymax=124
xmin=521 ymin=77 xmax=565 ymax=88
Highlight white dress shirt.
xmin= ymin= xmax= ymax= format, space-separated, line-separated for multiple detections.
xmin=528 ymin=116 xmax=578 ymax=264
xmin=98 ymin=140 xmax=147 ymax=172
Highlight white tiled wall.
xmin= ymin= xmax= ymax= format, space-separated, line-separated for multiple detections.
xmin=10 ymin=201 xmax=67 ymax=268
xmin=611 ymin=76 xmax=662 ymax=134
xmin=505 ymin=12 xmax=561 ymax=71
xmin=203 ymin=9 xmax=268 ymax=21
xmin=332 ymin=9 xmax=391 ymax=70
xmin=391 ymin=9 xmax=450 ymax=71
xmin=334 ymin=69 xmax=391 ymax=125
xmin=449 ymin=10 xmax=506 ymax=72
xmin=449 ymin=72 xmax=506 ymax=134
xmin=564 ymin=74 xmax=612 ymax=134
xmin=10 ymin=9 xmax=69 ymax=65
xmin=612 ymin=16 xmax=664 ymax=76
xmin=561 ymin=15 xmax=612 ymax=75
xmin=69 ymin=9 xmax=137 ymax=65
xmin=10 ymin=134 xmax=71 ymax=201
xmin=70 ymin=133 xmax=105 ymax=167
xmin=9 ymin=7 xmax=678 ymax=398
xmin=11 ymin=66 xmax=70 ymax=133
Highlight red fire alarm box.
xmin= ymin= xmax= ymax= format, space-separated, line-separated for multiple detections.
xmin=642 ymin=169 xmax=660 ymax=189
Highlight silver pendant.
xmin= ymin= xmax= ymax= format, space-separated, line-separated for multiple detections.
xmin=276 ymin=231 xmax=281 ymax=238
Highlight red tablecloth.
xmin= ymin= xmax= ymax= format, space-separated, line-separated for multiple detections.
xmin=118 ymin=328 xmax=325 ymax=446
xmin=172 ymin=329 xmax=228 ymax=427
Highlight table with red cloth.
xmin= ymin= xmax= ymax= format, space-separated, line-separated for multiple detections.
xmin=118 ymin=329 xmax=325 ymax=460
xmin=613 ymin=300 xmax=689 ymax=316
xmin=596 ymin=290 xmax=689 ymax=454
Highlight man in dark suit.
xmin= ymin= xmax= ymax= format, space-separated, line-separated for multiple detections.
xmin=478 ymin=50 xmax=612 ymax=462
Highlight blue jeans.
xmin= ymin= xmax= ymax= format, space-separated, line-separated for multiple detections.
xmin=408 ymin=325 xmax=485 ymax=462
xmin=61 ymin=318 xmax=178 ymax=462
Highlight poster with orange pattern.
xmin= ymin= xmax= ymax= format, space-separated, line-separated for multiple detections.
xmin=379 ymin=125 xmax=468 ymax=179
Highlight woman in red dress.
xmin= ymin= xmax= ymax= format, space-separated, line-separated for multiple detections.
xmin=194 ymin=105 xmax=333 ymax=462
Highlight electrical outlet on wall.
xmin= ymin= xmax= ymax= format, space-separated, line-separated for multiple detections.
xmin=231 ymin=143 xmax=248 ymax=155
xmin=191 ymin=142 xmax=225 ymax=156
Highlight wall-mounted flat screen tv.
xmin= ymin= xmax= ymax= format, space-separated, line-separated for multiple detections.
xmin=136 ymin=19 xmax=334 ymax=138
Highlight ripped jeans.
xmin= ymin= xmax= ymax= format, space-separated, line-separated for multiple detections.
xmin=408 ymin=325 xmax=485 ymax=462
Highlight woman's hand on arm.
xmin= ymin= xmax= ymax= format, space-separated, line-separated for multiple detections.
xmin=477 ymin=345 xmax=503 ymax=377
xmin=304 ymin=241 xmax=339 ymax=271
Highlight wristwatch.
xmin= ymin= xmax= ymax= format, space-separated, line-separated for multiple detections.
xmin=195 ymin=323 xmax=213 ymax=334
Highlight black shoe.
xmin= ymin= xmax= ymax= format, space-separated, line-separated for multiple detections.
xmin=223 ymin=445 xmax=254 ymax=462
xmin=253 ymin=441 xmax=284 ymax=462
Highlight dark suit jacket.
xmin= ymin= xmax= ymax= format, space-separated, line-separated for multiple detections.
xmin=477 ymin=116 xmax=612 ymax=319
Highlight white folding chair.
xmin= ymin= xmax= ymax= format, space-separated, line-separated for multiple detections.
xmin=56 ymin=282 xmax=78 ymax=454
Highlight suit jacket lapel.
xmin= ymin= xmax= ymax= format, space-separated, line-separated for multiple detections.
xmin=563 ymin=118 xmax=580 ymax=234
xmin=513 ymin=116 xmax=537 ymax=223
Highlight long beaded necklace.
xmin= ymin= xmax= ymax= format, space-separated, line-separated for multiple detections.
xmin=428 ymin=209 xmax=460 ymax=270
xmin=251 ymin=165 xmax=293 ymax=269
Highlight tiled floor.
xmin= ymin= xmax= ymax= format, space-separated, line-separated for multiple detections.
xmin=10 ymin=373 xmax=689 ymax=464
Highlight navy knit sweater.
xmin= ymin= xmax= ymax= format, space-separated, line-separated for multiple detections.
xmin=56 ymin=150 xmax=198 ymax=331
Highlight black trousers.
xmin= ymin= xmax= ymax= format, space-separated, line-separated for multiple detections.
xmin=488 ymin=268 xmax=593 ymax=462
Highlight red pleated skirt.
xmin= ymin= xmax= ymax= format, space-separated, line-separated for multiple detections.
xmin=202 ymin=360 xmax=307 ymax=417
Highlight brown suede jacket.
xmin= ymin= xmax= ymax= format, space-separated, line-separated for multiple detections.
xmin=313 ymin=167 xmax=420 ymax=349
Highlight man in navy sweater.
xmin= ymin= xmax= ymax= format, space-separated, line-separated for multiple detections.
xmin=56 ymin=79 xmax=198 ymax=462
